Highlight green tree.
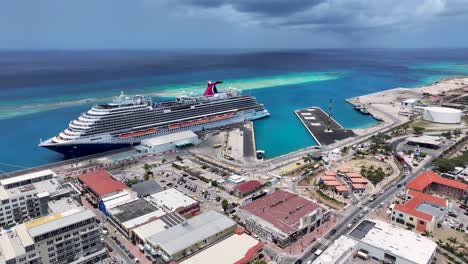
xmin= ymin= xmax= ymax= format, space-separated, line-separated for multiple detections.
xmin=423 ymin=230 xmax=433 ymax=237
xmin=413 ymin=126 xmax=425 ymax=134
xmin=211 ymin=180 xmax=218 ymax=187
xmin=453 ymin=129 xmax=462 ymax=137
xmin=222 ymin=199 xmax=229 ymax=211
xmin=161 ymin=158 xmax=167 ymax=163
xmin=144 ymin=173 xmax=150 ymax=181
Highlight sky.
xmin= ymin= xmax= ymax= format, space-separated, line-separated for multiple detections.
xmin=1 ymin=0 xmax=468 ymax=49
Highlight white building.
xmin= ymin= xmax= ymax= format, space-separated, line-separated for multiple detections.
xmin=423 ymin=107 xmax=462 ymax=124
xmin=401 ymin=98 xmax=418 ymax=107
xmin=347 ymin=219 xmax=437 ymax=264
xmin=227 ymin=174 xmax=246 ymax=185
xmin=0 ymin=170 xmax=75 ymax=227
xmin=138 ymin=131 xmax=199 ymax=153
xmin=0 ymin=208 xmax=105 ymax=264
xmin=146 ymin=188 xmax=199 ymax=216
xmin=313 ymin=236 xmax=357 ymax=264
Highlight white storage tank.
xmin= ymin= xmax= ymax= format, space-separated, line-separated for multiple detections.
xmin=423 ymin=107 xmax=462 ymax=124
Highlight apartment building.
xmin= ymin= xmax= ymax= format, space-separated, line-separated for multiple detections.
xmin=0 ymin=208 xmax=106 ymax=264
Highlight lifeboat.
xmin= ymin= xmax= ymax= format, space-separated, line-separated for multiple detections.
xmin=200 ymin=118 xmax=209 ymax=123
xmin=192 ymin=119 xmax=201 ymax=125
xmin=145 ymin=128 xmax=156 ymax=134
xmin=225 ymin=113 xmax=234 ymax=118
xmin=169 ymin=124 xmax=180 ymax=129
xmin=210 ymin=116 xmax=218 ymax=121
xmin=119 ymin=133 xmax=133 ymax=138
xmin=182 ymin=122 xmax=191 ymax=127
xmin=133 ymin=131 xmax=145 ymax=136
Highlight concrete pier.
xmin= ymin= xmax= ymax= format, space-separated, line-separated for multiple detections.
xmin=295 ymin=107 xmax=355 ymax=146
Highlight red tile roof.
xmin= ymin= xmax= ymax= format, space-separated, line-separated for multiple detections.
xmin=234 ymin=180 xmax=262 ymax=195
xmin=406 ymin=171 xmax=468 ymax=192
xmin=346 ymin=172 xmax=363 ymax=178
xmin=349 ymin=177 xmax=368 ymax=184
xmin=394 ymin=190 xmax=447 ymax=222
xmin=351 ymin=183 xmax=366 ymax=189
xmin=240 ymin=190 xmax=321 ymax=234
xmin=323 ymin=171 xmax=337 ymax=176
xmin=338 ymin=167 xmax=351 ymax=173
xmin=78 ymin=170 xmax=127 ymax=197
xmin=234 ymin=240 xmax=264 ymax=264
xmin=323 ymin=180 xmax=342 ymax=186
xmin=335 ymin=185 xmax=348 ymax=192
xmin=320 ymin=176 xmax=338 ymax=181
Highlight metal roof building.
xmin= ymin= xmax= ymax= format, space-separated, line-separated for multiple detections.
xmin=131 ymin=180 xmax=163 ymax=197
xmin=146 ymin=210 xmax=236 ymax=262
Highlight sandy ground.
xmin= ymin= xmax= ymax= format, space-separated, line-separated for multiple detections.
xmin=349 ymin=77 xmax=468 ymax=135
xmin=226 ymin=128 xmax=244 ymax=160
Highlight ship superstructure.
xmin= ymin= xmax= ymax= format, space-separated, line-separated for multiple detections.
xmin=40 ymin=81 xmax=269 ymax=156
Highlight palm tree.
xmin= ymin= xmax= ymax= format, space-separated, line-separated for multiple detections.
xmin=447 ymin=237 xmax=458 ymax=246
xmin=423 ymin=230 xmax=433 ymax=237
xmin=436 ymin=239 xmax=444 ymax=247
xmin=302 ymin=154 xmax=313 ymax=165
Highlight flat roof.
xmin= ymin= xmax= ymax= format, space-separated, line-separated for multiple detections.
xmin=48 ymin=197 xmax=81 ymax=213
xmin=424 ymin=106 xmax=462 ymax=113
xmin=79 ymin=170 xmax=127 ymax=197
xmin=240 ymin=190 xmax=321 ymax=234
xmin=407 ymin=135 xmax=441 ymax=146
xmin=141 ymin=130 xmax=197 ymax=146
xmin=313 ymin=236 xmax=357 ymax=264
xmin=147 ymin=188 xmax=197 ymax=212
xmin=133 ymin=213 xmax=185 ymax=241
xmin=108 ymin=199 xmax=161 ymax=225
xmin=27 ymin=209 xmax=95 ymax=238
xmin=131 ymin=180 xmax=163 ymax=197
xmin=0 ymin=169 xmax=55 ymax=187
xmin=180 ymin=233 xmax=263 ymax=264
xmin=350 ymin=219 xmax=437 ymax=264
xmin=147 ymin=210 xmax=236 ymax=256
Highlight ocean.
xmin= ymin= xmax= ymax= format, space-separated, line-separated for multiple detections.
xmin=1 ymin=49 xmax=468 ymax=172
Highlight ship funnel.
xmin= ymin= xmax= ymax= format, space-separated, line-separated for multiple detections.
xmin=203 ymin=80 xmax=223 ymax=96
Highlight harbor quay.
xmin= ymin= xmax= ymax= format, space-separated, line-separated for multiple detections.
xmin=0 ymin=77 xmax=467 ymax=264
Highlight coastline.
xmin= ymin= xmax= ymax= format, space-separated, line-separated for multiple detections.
xmin=346 ymin=76 xmax=468 ymax=136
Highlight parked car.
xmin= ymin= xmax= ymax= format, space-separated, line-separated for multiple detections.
xmin=347 ymin=224 xmax=353 ymax=229
xmin=128 ymin=253 xmax=135 ymax=259
xmin=353 ymin=218 xmax=358 ymax=223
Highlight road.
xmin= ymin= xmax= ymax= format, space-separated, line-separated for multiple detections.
xmin=294 ymin=136 xmax=443 ymax=264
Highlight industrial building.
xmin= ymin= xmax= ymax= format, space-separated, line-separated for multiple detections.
xmin=392 ymin=190 xmax=447 ymax=233
xmin=0 ymin=208 xmax=106 ymax=264
xmin=107 ymin=198 xmax=165 ymax=238
xmin=0 ymin=169 xmax=79 ymax=227
xmin=422 ymin=106 xmax=462 ymax=124
xmin=130 ymin=212 xmax=185 ymax=246
xmin=145 ymin=210 xmax=236 ymax=263
xmin=347 ymin=219 xmax=437 ymax=264
xmin=131 ymin=180 xmax=163 ymax=197
xmin=237 ymin=190 xmax=328 ymax=248
xmin=406 ymin=171 xmax=468 ymax=200
xmin=406 ymin=135 xmax=442 ymax=149
xmin=138 ymin=130 xmax=199 ymax=153
xmin=180 ymin=232 xmax=264 ymax=264
xmin=146 ymin=188 xmax=200 ymax=216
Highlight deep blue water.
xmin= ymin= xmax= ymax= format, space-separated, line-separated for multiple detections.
xmin=1 ymin=49 xmax=468 ymax=171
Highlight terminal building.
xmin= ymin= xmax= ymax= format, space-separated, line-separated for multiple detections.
xmin=317 ymin=219 xmax=437 ymax=264
xmin=0 ymin=208 xmax=106 ymax=264
xmin=406 ymin=171 xmax=468 ymax=201
xmin=145 ymin=210 xmax=236 ymax=263
xmin=137 ymin=130 xmax=199 ymax=154
xmin=392 ymin=190 xmax=447 ymax=233
xmin=237 ymin=190 xmax=328 ymax=248
xmin=0 ymin=170 xmax=79 ymax=227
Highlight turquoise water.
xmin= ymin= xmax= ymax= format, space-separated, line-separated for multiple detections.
xmin=1 ymin=49 xmax=468 ymax=171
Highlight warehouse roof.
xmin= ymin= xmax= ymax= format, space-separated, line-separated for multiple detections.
xmin=147 ymin=188 xmax=197 ymax=212
xmin=147 ymin=210 xmax=236 ymax=256
xmin=78 ymin=170 xmax=126 ymax=197
xmin=131 ymin=180 xmax=163 ymax=197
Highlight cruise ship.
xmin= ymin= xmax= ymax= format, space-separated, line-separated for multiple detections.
xmin=40 ymin=81 xmax=269 ymax=156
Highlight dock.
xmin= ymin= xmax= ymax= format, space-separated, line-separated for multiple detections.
xmin=295 ymin=107 xmax=355 ymax=146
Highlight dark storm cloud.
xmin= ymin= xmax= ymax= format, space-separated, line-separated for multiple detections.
xmin=176 ymin=0 xmax=325 ymax=16
xmin=175 ymin=0 xmax=468 ymax=33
